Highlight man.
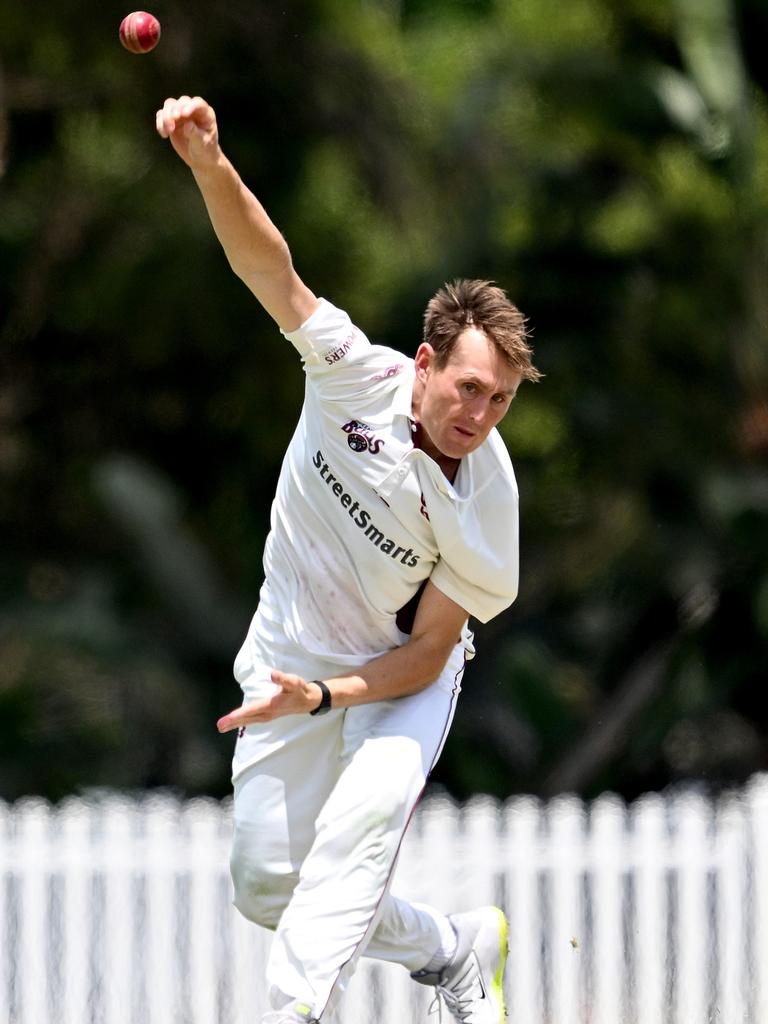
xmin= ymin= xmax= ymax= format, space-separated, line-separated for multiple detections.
xmin=156 ymin=95 xmax=541 ymax=1024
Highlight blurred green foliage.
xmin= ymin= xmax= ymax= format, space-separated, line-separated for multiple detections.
xmin=1 ymin=0 xmax=766 ymax=803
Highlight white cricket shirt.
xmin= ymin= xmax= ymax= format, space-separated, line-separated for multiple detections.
xmin=234 ymin=299 xmax=520 ymax=685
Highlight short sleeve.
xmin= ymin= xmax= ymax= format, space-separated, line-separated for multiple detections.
xmin=430 ymin=543 xmax=518 ymax=623
xmin=425 ymin=441 xmax=520 ymax=623
xmin=282 ymin=298 xmax=371 ymax=373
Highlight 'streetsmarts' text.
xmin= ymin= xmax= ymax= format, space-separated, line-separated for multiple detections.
xmin=312 ymin=449 xmax=419 ymax=567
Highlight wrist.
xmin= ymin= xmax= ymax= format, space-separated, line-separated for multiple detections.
xmin=309 ymin=680 xmax=332 ymax=716
xmin=190 ymin=148 xmax=230 ymax=182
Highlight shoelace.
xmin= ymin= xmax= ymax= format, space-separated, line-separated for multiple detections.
xmin=428 ymin=958 xmax=485 ymax=1024
xmin=440 ymin=986 xmax=479 ymax=1023
xmin=428 ymin=994 xmax=444 ymax=1022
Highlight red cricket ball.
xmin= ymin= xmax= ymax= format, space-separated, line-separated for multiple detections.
xmin=119 ymin=11 xmax=161 ymax=54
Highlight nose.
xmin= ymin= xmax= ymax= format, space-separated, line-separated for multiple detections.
xmin=468 ymin=398 xmax=489 ymax=426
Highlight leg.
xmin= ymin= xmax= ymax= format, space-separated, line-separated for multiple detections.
xmin=365 ymin=893 xmax=455 ymax=970
xmin=266 ymin=648 xmax=465 ymax=1017
xmin=229 ymin=705 xmax=345 ymax=931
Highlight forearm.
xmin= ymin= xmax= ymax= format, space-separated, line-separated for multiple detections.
xmin=157 ymin=96 xmax=316 ymax=329
xmin=191 ymin=152 xmax=292 ymax=283
xmin=216 ymin=634 xmax=454 ymax=733
xmin=216 ymin=582 xmax=468 ymax=731
xmin=323 ymin=632 xmax=455 ymax=709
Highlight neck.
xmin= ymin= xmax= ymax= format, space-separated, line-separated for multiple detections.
xmin=411 ymin=420 xmax=460 ymax=482
xmin=436 ymin=453 xmax=461 ymax=483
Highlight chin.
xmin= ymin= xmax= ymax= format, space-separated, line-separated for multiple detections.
xmin=443 ymin=439 xmax=477 ymax=459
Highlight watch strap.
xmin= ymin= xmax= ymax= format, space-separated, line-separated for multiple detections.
xmin=309 ymin=679 xmax=332 ymax=716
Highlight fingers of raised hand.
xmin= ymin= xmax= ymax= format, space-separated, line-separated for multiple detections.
xmin=156 ymin=96 xmax=181 ymax=137
xmin=155 ymin=95 xmax=213 ymax=139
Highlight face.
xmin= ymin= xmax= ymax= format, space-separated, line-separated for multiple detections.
xmin=412 ymin=328 xmax=522 ymax=463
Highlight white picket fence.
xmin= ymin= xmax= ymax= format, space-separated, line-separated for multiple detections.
xmin=1 ymin=774 xmax=767 ymax=1024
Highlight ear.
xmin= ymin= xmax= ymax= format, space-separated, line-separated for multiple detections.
xmin=414 ymin=343 xmax=435 ymax=381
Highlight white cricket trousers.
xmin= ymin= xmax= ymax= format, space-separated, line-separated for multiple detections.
xmin=229 ymin=645 xmax=465 ymax=1019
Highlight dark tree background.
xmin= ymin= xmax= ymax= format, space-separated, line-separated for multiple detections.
xmin=1 ymin=0 xmax=766 ymax=803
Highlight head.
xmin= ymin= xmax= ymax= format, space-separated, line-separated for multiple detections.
xmin=412 ymin=279 xmax=540 ymax=462
xmin=423 ymin=279 xmax=539 ymax=380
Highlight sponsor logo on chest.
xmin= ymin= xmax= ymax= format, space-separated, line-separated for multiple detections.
xmin=312 ymin=448 xmax=420 ymax=567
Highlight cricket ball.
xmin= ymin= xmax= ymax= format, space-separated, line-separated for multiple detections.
xmin=119 ymin=11 xmax=161 ymax=54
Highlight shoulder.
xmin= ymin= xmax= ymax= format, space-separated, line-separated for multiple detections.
xmin=285 ymin=300 xmax=414 ymax=411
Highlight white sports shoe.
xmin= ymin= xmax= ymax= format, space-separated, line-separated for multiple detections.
xmin=261 ymin=1003 xmax=319 ymax=1024
xmin=411 ymin=906 xmax=508 ymax=1023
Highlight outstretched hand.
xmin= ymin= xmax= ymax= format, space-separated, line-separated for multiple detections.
xmin=156 ymin=95 xmax=220 ymax=169
xmin=217 ymin=671 xmax=323 ymax=732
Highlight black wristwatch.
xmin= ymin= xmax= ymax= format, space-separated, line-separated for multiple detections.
xmin=309 ymin=680 xmax=332 ymax=716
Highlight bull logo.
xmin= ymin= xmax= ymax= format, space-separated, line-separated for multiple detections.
xmin=342 ymin=419 xmax=384 ymax=455
xmin=347 ymin=433 xmax=369 ymax=452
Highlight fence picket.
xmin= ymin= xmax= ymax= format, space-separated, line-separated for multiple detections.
xmin=101 ymin=797 xmax=136 ymax=1024
xmin=60 ymin=799 xmax=93 ymax=1024
xmin=632 ymin=793 xmax=667 ymax=1024
xmin=187 ymin=799 xmax=222 ymax=1024
xmin=674 ymin=792 xmax=710 ymax=1024
xmin=415 ymin=795 xmax=460 ymax=907
xmin=17 ymin=800 xmax=51 ymax=1024
xmin=504 ymin=796 xmax=544 ymax=1023
xmin=0 ymin=799 xmax=10 ymax=1024
xmin=461 ymin=797 xmax=501 ymax=909
xmin=548 ymin=795 xmax=585 ymax=1024
xmin=143 ymin=796 xmax=181 ymax=1024
xmin=227 ymin=890 xmax=270 ymax=1024
xmin=590 ymin=794 xmax=625 ymax=1024
xmin=749 ymin=775 xmax=768 ymax=1024
xmin=715 ymin=790 xmax=748 ymax=1023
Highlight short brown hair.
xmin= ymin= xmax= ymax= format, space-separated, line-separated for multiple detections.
xmin=423 ymin=279 xmax=541 ymax=382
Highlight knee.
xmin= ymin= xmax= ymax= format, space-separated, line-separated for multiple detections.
xmin=229 ymin=828 xmax=297 ymax=930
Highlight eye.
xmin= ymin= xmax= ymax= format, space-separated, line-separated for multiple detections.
xmin=462 ymin=381 xmax=478 ymax=395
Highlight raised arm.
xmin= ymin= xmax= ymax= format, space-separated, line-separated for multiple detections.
xmin=156 ymin=95 xmax=318 ymax=332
